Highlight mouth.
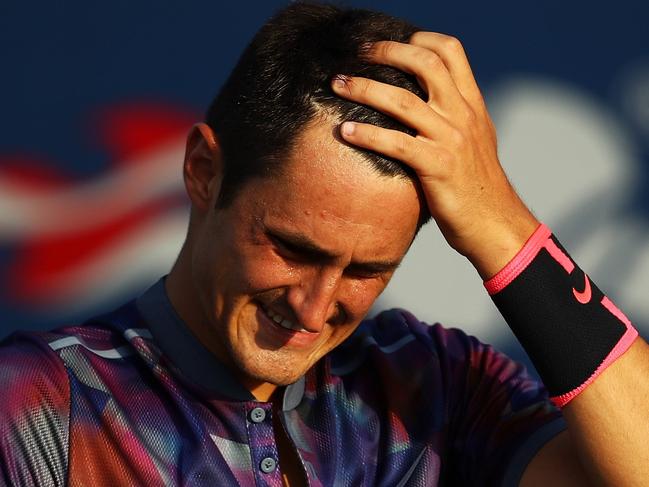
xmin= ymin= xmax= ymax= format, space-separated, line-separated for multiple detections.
xmin=261 ymin=305 xmax=312 ymax=333
xmin=255 ymin=303 xmax=322 ymax=348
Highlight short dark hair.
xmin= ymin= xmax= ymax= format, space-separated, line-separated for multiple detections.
xmin=206 ymin=1 xmax=426 ymax=210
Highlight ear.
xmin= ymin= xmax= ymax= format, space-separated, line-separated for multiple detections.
xmin=183 ymin=123 xmax=223 ymax=213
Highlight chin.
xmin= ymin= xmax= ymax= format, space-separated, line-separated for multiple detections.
xmin=230 ymin=348 xmax=310 ymax=387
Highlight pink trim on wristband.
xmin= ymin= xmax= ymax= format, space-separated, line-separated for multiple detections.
xmin=550 ymin=298 xmax=639 ymax=408
xmin=484 ymin=223 xmax=552 ymax=295
xmin=601 ymin=296 xmax=633 ymax=327
xmin=543 ymin=239 xmax=575 ymax=274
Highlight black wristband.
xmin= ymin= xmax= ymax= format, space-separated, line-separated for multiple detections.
xmin=485 ymin=224 xmax=638 ymax=406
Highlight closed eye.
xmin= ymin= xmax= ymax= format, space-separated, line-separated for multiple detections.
xmin=268 ymin=233 xmax=328 ymax=263
xmin=344 ymin=262 xmax=396 ymax=280
xmin=265 ymin=228 xmax=400 ymax=277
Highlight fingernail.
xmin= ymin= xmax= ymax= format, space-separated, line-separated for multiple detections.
xmin=332 ymin=76 xmax=346 ymax=90
xmin=341 ymin=121 xmax=356 ymax=136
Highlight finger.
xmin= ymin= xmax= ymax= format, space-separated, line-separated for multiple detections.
xmin=338 ymin=121 xmax=439 ymax=178
xmin=407 ymin=32 xmax=484 ymax=109
xmin=364 ymin=40 xmax=468 ymax=113
xmin=331 ymin=76 xmax=456 ymax=141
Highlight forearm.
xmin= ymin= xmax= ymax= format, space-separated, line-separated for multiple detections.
xmin=477 ymin=222 xmax=649 ymax=485
xmin=562 ymin=337 xmax=649 ymax=485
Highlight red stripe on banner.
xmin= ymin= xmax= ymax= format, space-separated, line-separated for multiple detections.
xmin=6 ymin=196 xmax=183 ymax=302
xmin=95 ymin=104 xmax=197 ymax=163
xmin=0 ymin=157 xmax=72 ymax=190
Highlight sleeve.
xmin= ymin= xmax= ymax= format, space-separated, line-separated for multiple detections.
xmin=0 ymin=332 xmax=70 ymax=487
xmin=418 ymin=316 xmax=566 ymax=487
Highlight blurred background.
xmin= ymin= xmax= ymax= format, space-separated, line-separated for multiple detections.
xmin=1 ymin=0 xmax=648 ymax=378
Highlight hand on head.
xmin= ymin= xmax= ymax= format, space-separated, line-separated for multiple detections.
xmin=332 ymin=32 xmax=539 ymax=278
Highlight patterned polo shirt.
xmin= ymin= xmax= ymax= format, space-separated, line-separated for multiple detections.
xmin=0 ymin=277 xmax=565 ymax=486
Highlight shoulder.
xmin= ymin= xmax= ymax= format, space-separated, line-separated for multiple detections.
xmin=331 ymin=308 xmax=555 ymax=406
xmin=0 ymin=312 xmax=133 ymax=415
xmin=0 ymin=300 xmax=150 ymax=411
xmin=0 ymin=301 xmax=154 ymax=486
xmin=329 ymin=307 xmax=496 ymax=405
xmin=0 ymin=329 xmax=72 ymax=486
xmin=331 ymin=307 xmax=493 ymax=369
xmin=44 ymin=300 xmax=155 ymax=369
xmin=333 ymin=309 xmax=565 ymax=485
xmin=0 ymin=329 xmax=71 ymax=411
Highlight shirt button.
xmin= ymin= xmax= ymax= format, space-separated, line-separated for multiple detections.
xmin=260 ymin=456 xmax=277 ymax=474
xmin=249 ymin=407 xmax=266 ymax=423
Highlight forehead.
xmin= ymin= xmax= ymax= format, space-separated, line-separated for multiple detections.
xmin=238 ymin=117 xmax=422 ymax=256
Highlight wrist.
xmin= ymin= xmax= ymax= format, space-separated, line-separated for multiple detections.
xmin=465 ymin=212 xmax=540 ymax=280
xmin=483 ymin=224 xmax=638 ymax=407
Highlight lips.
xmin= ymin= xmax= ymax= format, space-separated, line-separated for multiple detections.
xmin=256 ymin=305 xmax=321 ymax=347
xmin=263 ymin=306 xmax=308 ymax=332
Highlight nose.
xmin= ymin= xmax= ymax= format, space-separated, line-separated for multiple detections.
xmin=286 ymin=267 xmax=342 ymax=333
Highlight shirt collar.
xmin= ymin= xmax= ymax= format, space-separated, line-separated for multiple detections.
xmin=135 ymin=277 xmax=305 ymax=409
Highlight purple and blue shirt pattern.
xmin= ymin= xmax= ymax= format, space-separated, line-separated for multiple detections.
xmin=0 ymin=278 xmax=565 ymax=486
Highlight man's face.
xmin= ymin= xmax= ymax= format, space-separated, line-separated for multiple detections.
xmin=191 ymin=119 xmax=421 ymax=390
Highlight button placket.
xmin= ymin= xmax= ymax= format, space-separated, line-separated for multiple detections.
xmin=245 ymin=403 xmax=282 ymax=484
xmin=250 ymin=407 xmax=266 ymax=423
xmin=260 ymin=456 xmax=277 ymax=473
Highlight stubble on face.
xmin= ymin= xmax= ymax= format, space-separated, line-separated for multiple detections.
xmin=189 ymin=117 xmax=422 ymax=392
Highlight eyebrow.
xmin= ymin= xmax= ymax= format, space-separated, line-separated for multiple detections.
xmin=265 ymin=227 xmax=402 ymax=274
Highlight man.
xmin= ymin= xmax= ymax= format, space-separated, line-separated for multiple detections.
xmin=1 ymin=2 xmax=647 ymax=486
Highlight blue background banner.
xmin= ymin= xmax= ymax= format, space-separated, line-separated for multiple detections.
xmin=1 ymin=1 xmax=648 ymax=376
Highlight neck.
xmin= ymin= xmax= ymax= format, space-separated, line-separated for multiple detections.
xmin=166 ymin=242 xmax=201 ymax=330
xmin=249 ymin=381 xmax=279 ymax=402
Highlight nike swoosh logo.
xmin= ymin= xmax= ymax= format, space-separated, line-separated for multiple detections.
xmin=573 ymin=274 xmax=592 ymax=304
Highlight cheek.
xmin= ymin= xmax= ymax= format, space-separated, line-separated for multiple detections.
xmin=340 ymin=279 xmax=387 ymax=320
